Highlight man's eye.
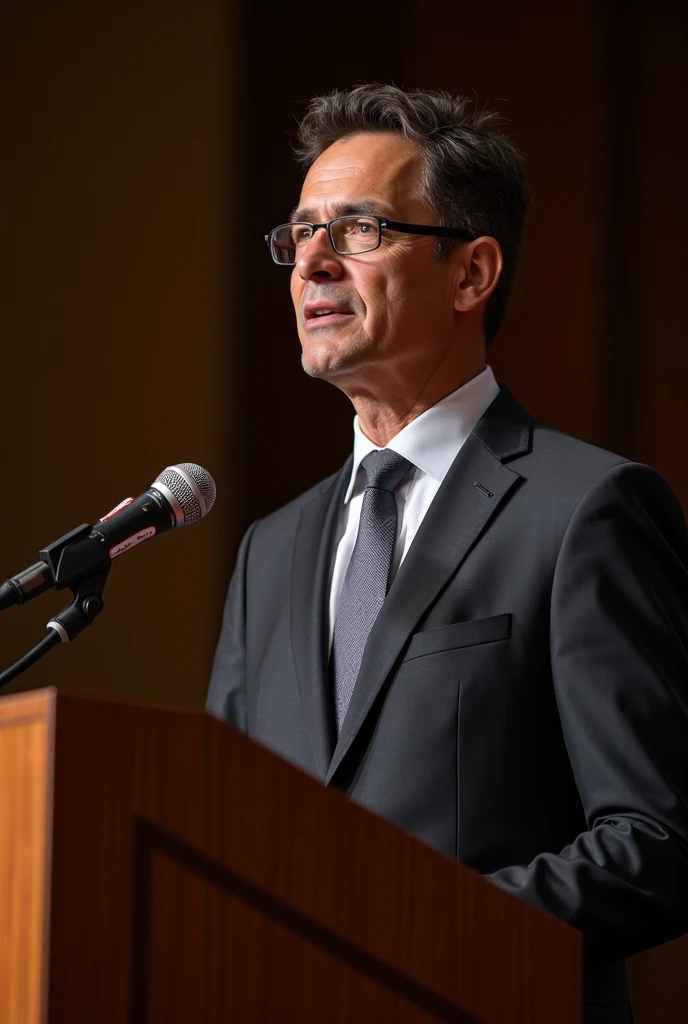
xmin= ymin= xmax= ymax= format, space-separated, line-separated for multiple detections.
xmin=343 ymin=219 xmax=375 ymax=234
xmin=292 ymin=227 xmax=312 ymax=244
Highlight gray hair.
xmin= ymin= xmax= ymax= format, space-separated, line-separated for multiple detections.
xmin=294 ymin=84 xmax=530 ymax=343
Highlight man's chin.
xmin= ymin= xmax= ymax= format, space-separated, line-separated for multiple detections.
xmin=300 ymin=333 xmax=371 ymax=380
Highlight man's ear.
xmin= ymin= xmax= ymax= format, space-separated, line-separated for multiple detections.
xmin=453 ymin=236 xmax=503 ymax=313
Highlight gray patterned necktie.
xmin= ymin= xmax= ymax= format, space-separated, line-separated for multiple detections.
xmin=332 ymin=449 xmax=412 ymax=733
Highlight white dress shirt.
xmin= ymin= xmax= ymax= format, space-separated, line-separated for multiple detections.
xmin=328 ymin=365 xmax=501 ymax=644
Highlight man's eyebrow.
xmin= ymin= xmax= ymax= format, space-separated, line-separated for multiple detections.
xmin=289 ymin=200 xmax=390 ymax=222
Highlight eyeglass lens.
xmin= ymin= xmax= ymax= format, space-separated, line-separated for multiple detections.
xmin=271 ymin=216 xmax=381 ymax=264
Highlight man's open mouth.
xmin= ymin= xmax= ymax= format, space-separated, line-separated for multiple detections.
xmin=303 ymin=304 xmax=355 ymax=327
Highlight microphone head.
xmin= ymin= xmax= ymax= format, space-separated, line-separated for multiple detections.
xmin=152 ymin=463 xmax=217 ymax=526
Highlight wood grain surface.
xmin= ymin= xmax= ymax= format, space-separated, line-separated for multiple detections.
xmin=0 ymin=689 xmax=55 ymax=1024
xmin=3 ymin=689 xmax=581 ymax=1023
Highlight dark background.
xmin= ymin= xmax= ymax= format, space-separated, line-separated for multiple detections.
xmin=2 ymin=1 xmax=687 ymax=1016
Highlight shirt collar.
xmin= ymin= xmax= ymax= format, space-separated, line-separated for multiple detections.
xmin=343 ymin=365 xmax=500 ymax=503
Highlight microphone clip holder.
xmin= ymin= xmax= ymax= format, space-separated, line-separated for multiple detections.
xmin=46 ymin=564 xmax=111 ymax=644
xmin=0 ymin=564 xmax=111 ymax=691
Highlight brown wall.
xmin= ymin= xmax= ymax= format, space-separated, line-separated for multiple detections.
xmin=1 ymin=1 xmax=232 ymax=706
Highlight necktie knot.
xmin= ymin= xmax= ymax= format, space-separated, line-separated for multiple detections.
xmin=361 ymin=449 xmax=412 ymax=493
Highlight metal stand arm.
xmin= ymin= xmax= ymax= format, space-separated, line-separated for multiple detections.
xmin=0 ymin=566 xmax=111 ymax=691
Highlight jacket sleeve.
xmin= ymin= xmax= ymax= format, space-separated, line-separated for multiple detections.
xmin=489 ymin=462 xmax=688 ymax=962
xmin=205 ymin=521 xmax=259 ymax=731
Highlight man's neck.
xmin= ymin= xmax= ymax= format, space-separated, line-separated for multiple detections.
xmin=353 ymin=366 xmax=487 ymax=447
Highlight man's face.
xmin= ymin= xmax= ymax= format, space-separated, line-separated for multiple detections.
xmin=290 ymin=133 xmax=461 ymax=388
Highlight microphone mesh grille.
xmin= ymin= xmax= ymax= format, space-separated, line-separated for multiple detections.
xmin=176 ymin=462 xmax=217 ymax=512
xmin=154 ymin=463 xmax=216 ymax=525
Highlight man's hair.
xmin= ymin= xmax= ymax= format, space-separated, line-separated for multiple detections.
xmin=294 ymin=84 xmax=530 ymax=344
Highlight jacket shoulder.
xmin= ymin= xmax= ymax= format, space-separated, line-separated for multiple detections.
xmin=531 ymin=421 xmax=629 ymax=475
xmin=511 ymin=416 xmax=631 ymax=515
xmin=526 ymin=421 xmax=686 ymax=523
xmin=477 ymin=386 xmax=629 ymax=487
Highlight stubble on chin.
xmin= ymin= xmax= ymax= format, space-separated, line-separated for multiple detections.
xmin=300 ymin=329 xmax=373 ymax=380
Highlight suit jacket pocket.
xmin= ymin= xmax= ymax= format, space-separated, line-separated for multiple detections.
xmin=404 ymin=613 xmax=512 ymax=662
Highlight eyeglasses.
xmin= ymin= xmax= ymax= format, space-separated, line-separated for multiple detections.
xmin=265 ymin=215 xmax=473 ymax=265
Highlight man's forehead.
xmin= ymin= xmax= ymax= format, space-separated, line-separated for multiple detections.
xmin=296 ymin=133 xmax=424 ymax=220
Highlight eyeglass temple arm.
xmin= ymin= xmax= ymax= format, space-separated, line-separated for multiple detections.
xmin=382 ymin=219 xmax=472 ymax=240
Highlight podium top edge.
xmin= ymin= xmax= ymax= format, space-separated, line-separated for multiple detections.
xmin=0 ymin=686 xmax=211 ymax=718
xmin=0 ymin=685 xmax=57 ymax=725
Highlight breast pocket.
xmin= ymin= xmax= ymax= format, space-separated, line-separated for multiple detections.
xmin=404 ymin=612 xmax=512 ymax=662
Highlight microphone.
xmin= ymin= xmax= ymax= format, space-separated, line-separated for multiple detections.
xmin=0 ymin=463 xmax=216 ymax=612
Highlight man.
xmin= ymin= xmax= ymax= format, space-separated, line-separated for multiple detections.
xmin=207 ymin=84 xmax=688 ymax=1021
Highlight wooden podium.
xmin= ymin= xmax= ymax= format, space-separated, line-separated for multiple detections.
xmin=0 ymin=689 xmax=581 ymax=1023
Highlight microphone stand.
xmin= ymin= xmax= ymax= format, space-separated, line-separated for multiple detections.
xmin=0 ymin=566 xmax=110 ymax=691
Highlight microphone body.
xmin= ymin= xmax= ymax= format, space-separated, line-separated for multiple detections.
xmin=0 ymin=463 xmax=215 ymax=611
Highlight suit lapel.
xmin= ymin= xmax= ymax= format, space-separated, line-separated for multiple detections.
xmin=290 ymin=458 xmax=352 ymax=779
xmin=326 ymin=387 xmax=532 ymax=784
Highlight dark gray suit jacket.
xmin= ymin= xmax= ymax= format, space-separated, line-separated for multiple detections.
xmin=207 ymin=387 xmax=688 ymax=1021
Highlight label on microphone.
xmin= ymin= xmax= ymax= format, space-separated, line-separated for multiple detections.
xmin=100 ymin=497 xmax=135 ymax=522
xmin=109 ymin=526 xmax=156 ymax=559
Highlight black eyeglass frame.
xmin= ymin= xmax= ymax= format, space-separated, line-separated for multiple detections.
xmin=264 ymin=215 xmax=474 ymax=265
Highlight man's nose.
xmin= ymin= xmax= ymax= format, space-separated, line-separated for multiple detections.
xmin=296 ymin=227 xmax=344 ymax=281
